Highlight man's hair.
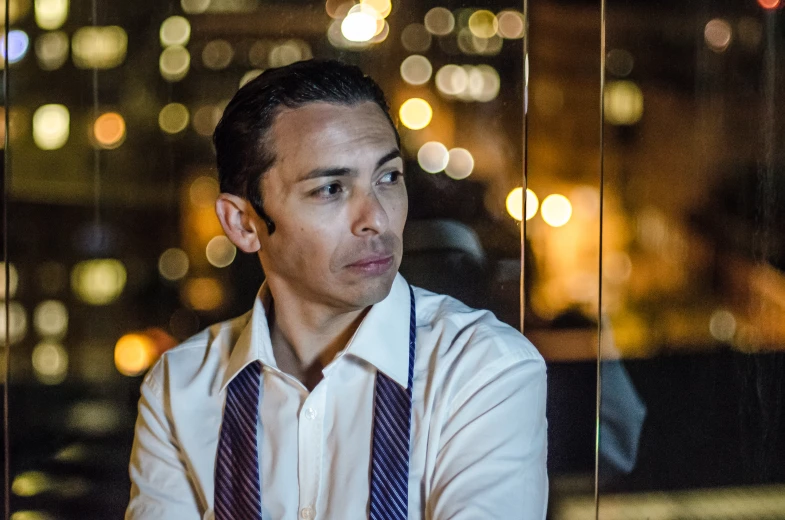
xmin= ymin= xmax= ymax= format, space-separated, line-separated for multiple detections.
xmin=213 ymin=59 xmax=399 ymax=234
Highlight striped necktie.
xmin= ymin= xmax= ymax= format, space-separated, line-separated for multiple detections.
xmin=214 ymin=285 xmax=416 ymax=520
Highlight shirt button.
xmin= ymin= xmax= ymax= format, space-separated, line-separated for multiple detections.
xmin=300 ymin=506 xmax=315 ymax=519
xmin=304 ymin=407 xmax=317 ymax=420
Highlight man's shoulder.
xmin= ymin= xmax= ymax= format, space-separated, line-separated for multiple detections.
xmin=412 ymin=285 xmax=544 ymax=368
xmin=142 ymin=310 xmax=252 ymax=394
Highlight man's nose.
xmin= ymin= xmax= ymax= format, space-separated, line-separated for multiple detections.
xmin=350 ymin=188 xmax=389 ymax=236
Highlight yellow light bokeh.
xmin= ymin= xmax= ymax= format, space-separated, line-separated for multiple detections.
xmin=0 ymin=301 xmax=28 ymax=345
xmin=341 ymin=5 xmax=379 ymax=43
xmin=181 ymin=0 xmax=210 ymax=14
xmin=158 ymin=248 xmax=189 ymax=281
xmin=12 ymin=472 xmax=53 ymax=497
xmin=0 ymin=261 xmax=19 ymax=299
xmin=189 ymin=176 xmax=220 ymax=207
xmin=604 ymin=80 xmax=644 ymax=125
xmin=160 ymin=15 xmax=191 ymax=47
xmin=72 ymin=26 xmax=127 ymax=69
xmin=183 ymin=277 xmax=225 ymax=311
xmin=507 ymin=187 xmax=540 ymax=221
xmin=206 ymin=236 xmax=237 ymax=268
xmin=32 ymin=341 xmax=68 ymax=384
xmin=35 ymin=0 xmax=68 ymax=30
xmin=93 ymin=112 xmax=126 ymax=149
xmin=159 ymin=103 xmax=190 ymax=134
xmin=159 ymin=45 xmax=190 ymax=81
xmin=70 ymin=259 xmax=127 ymax=305
xmin=33 ymin=300 xmax=68 ymax=337
xmin=541 ymin=194 xmax=573 ymax=227
xmin=361 ymin=0 xmax=391 ymax=18
xmin=114 ymin=333 xmax=156 ymax=376
xmin=417 ymin=141 xmax=449 ymax=173
xmin=526 ymin=189 xmax=539 ymax=220
xmin=399 ymin=98 xmax=433 ymax=130
xmin=33 ymin=104 xmax=69 ymax=150
xmin=468 ymin=10 xmax=498 ymax=39
xmin=35 ymin=31 xmax=69 ymax=70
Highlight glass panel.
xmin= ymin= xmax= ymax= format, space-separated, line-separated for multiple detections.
xmin=5 ymin=1 xmax=536 ymax=518
xmin=591 ymin=0 xmax=785 ymax=518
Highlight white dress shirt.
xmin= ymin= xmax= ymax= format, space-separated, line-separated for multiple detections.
xmin=126 ymin=273 xmax=548 ymax=520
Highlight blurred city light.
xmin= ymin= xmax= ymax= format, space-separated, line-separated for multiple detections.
xmin=704 ymin=18 xmax=732 ymax=53
xmin=202 ymin=39 xmax=233 ymax=70
xmin=0 ymin=262 xmax=19 ymax=299
xmin=526 ymin=189 xmax=539 ymax=220
xmin=33 ymin=300 xmax=68 ymax=337
xmin=604 ymin=80 xmax=644 ymax=125
xmin=325 ymin=0 xmax=353 ymax=19
xmin=193 ymin=105 xmax=222 ymax=136
xmin=181 ymin=0 xmax=210 ymax=14
xmin=12 ymin=472 xmax=53 ymax=497
xmin=710 ymin=309 xmax=737 ymax=342
xmin=361 ymin=0 xmax=391 ymax=18
xmin=269 ymin=40 xmax=304 ymax=68
xmin=32 ymin=340 xmax=68 ymax=384
xmin=93 ymin=112 xmax=126 ymax=149
xmin=400 ymin=55 xmax=432 ymax=85
xmin=435 ymin=64 xmax=467 ymax=97
xmin=159 ymin=45 xmax=190 ymax=81
xmin=10 ymin=511 xmax=54 ymax=520
xmin=570 ymin=185 xmax=601 ymax=219
xmin=35 ymin=0 xmax=68 ymax=29
xmin=497 ymin=10 xmax=525 ymax=39
xmin=399 ymin=98 xmax=433 ymax=130
xmin=1 ymin=30 xmax=30 ymax=66
xmin=114 ymin=333 xmax=156 ymax=376
xmin=70 ymin=259 xmax=127 ymax=305
xmin=239 ymin=69 xmax=263 ymax=88
xmin=506 ymin=187 xmax=524 ymax=221
xmin=72 ymin=26 xmax=127 ymax=69
xmin=444 ymin=148 xmax=474 ymax=180
xmin=424 ymin=7 xmax=454 ymax=36
xmin=206 ymin=236 xmax=237 ymax=268
xmin=541 ymin=194 xmax=573 ymax=227
xmin=67 ymin=400 xmax=123 ymax=434
xmin=758 ymin=0 xmax=781 ymax=9
xmin=33 ymin=104 xmax=69 ymax=150
xmin=158 ymin=248 xmax=190 ymax=281
xmin=468 ymin=65 xmax=501 ymax=102
xmin=189 ymin=176 xmax=220 ymax=207
xmin=401 ymin=23 xmax=431 ymax=52
xmin=160 ymin=15 xmax=191 ymax=47
xmin=341 ymin=5 xmax=380 ymax=43
xmin=417 ymin=141 xmax=449 ymax=173
xmin=606 ymin=49 xmax=634 ymax=77
xmin=468 ymin=10 xmax=498 ymax=38
xmin=35 ymin=31 xmax=69 ymax=70
xmin=0 ymin=301 xmax=27 ymax=345
xmin=159 ymin=103 xmax=190 ymax=134
xmin=183 ymin=277 xmax=225 ymax=310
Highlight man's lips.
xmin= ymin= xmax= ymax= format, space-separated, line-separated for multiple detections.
xmin=346 ymin=255 xmax=394 ymax=268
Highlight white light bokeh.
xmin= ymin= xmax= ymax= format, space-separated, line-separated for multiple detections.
xmin=181 ymin=0 xmax=210 ymax=14
xmin=35 ymin=0 xmax=68 ymax=30
xmin=159 ymin=45 xmax=190 ymax=81
xmin=497 ymin=10 xmax=524 ymax=39
xmin=424 ymin=7 xmax=455 ymax=36
xmin=0 ymin=262 xmax=19 ymax=299
xmin=158 ymin=248 xmax=190 ymax=281
xmin=400 ymin=55 xmax=432 ymax=86
xmin=417 ymin=141 xmax=449 ymax=173
xmin=709 ymin=309 xmax=737 ymax=342
xmin=202 ymin=39 xmax=234 ymax=70
xmin=0 ymin=301 xmax=27 ymax=345
xmin=541 ymin=194 xmax=573 ymax=227
xmin=206 ymin=236 xmax=237 ymax=268
xmin=444 ymin=148 xmax=474 ymax=180
xmin=160 ymin=16 xmax=191 ymax=47
xmin=705 ymin=18 xmax=732 ymax=53
xmin=341 ymin=5 xmax=380 ymax=43
xmin=435 ymin=64 xmax=467 ymax=96
xmin=33 ymin=104 xmax=69 ymax=150
xmin=32 ymin=341 xmax=68 ymax=384
xmin=35 ymin=31 xmax=69 ymax=70
xmin=33 ymin=300 xmax=68 ymax=338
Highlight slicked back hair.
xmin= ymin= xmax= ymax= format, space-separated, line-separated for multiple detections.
xmin=213 ymin=59 xmax=400 ymax=234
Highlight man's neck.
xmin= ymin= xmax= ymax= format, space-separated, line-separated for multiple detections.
xmin=266 ymin=281 xmax=369 ymax=369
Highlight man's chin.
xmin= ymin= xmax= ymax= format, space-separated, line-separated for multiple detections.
xmin=341 ymin=269 xmax=397 ymax=308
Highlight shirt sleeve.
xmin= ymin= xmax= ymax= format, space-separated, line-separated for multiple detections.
xmin=125 ymin=364 xmax=203 ymax=519
xmin=426 ymin=355 xmax=548 ymax=520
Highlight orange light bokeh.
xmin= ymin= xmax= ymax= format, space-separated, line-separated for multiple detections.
xmin=758 ymin=0 xmax=781 ymax=9
xmin=93 ymin=112 xmax=126 ymax=149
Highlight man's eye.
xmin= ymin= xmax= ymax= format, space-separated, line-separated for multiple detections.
xmin=313 ymin=183 xmax=343 ymax=198
xmin=379 ymin=171 xmax=403 ymax=184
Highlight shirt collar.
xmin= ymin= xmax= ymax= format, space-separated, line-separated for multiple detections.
xmin=220 ymin=273 xmax=412 ymax=392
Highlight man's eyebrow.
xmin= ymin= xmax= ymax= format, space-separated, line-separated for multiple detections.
xmin=298 ymin=149 xmax=402 ymax=182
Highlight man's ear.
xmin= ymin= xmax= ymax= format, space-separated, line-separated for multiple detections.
xmin=215 ymin=193 xmax=262 ymax=253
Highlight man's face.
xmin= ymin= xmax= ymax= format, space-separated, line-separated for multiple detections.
xmin=257 ymin=101 xmax=407 ymax=311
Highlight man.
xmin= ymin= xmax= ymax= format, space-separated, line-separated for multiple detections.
xmin=126 ymin=59 xmax=547 ymax=519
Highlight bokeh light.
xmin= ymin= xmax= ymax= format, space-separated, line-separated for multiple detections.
xmin=604 ymin=80 xmax=644 ymax=125
xmin=541 ymin=194 xmax=573 ymax=227
xmin=604 ymin=251 xmax=632 ymax=283
xmin=417 ymin=141 xmax=449 ymax=173
xmin=32 ymin=341 xmax=68 ymax=384
xmin=160 ymin=16 xmax=191 ymax=47
xmin=704 ymin=18 xmax=732 ymax=53
xmin=35 ymin=31 xmax=69 ymax=70
xmin=158 ymin=248 xmax=189 ymax=281
xmin=114 ymin=333 xmax=156 ymax=376
xmin=202 ymin=39 xmax=233 ymax=70
xmin=1 ymin=30 xmax=30 ymax=65
xmin=35 ymin=0 xmax=68 ymax=30
xmin=193 ymin=105 xmax=222 ymax=136
xmin=526 ymin=189 xmax=539 ymax=220
xmin=435 ymin=64 xmax=467 ymax=96
xmin=497 ymin=10 xmax=525 ymax=39
xmin=159 ymin=45 xmax=190 ymax=81
xmin=93 ymin=112 xmax=126 ymax=149
xmin=468 ymin=65 xmax=501 ymax=102
xmin=70 ymin=259 xmax=127 ymax=305
xmin=190 ymin=176 xmax=220 ymax=207
xmin=400 ymin=55 xmax=432 ymax=86
xmin=239 ymin=69 xmax=263 ymax=88
xmin=401 ymin=23 xmax=431 ymax=52
xmin=424 ymin=7 xmax=455 ymax=36
xmin=399 ymin=98 xmax=433 ymax=130
xmin=506 ymin=187 xmax=524 ymax=221
xmin=158 ymin=103 xmax=190 ymax=134
xmin=0 ymin=301 xmax=28 ymax=345
xmin=72 ymin=26 xmax=127 ymax=69
xmin=325 ymin=0 xmax=353 ymax=19
xmin=468 ymin=10 xmax=498 ymax=38
xmin=33 ymin=104 xmax=69 ymax=150
xmin=181 ymin=0 xmax=210 ymax=14
xmin=269 ymin=40 xmax=303 ymax=68
xmin=606 ymin=49 xmax=634 ymax=77
xmin=183 ymin=277 xmax=225 ymax=311
xmin=0 ymin=262 xmax=19 ymax=299
xmin=361 ymin=0 xmax=391 ymax=18
xmin=341 ymin=5 xmax=380 ymax=43
xmin=758 ymin=0 xmax=781 ymax=9
xmin=33 ymin=300 xmax=68 ymax=338
xmin=206 ymin=236 xmax=237 ymax=268
xmin=12 ymin=472 xmax=53 ymax=497
xmin=444 ymin=148 xmax=474 ymax=180
xmin=710 ymin=309 xmax=737 ymax=342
